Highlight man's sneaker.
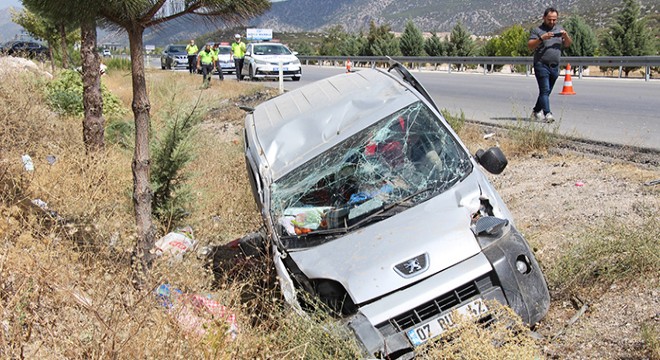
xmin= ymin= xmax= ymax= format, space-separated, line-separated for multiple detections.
xmin=544 ymin=113 xmax=555 ymax=123
xmin=530 ymin=110 xmax=544 ymax=122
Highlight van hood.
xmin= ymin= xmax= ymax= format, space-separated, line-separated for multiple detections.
xmin=288 ymin=172 xmax=485 ymax=304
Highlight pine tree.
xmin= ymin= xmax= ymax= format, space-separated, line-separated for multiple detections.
xmin=340 ymin=33 xmax=366 ymax=57
xmin=600 ymin=0 xmax=655 ymax=76
xmin=448 ymin=21 xmax=475 ymax=57
xmin=447 ymin=22 xmax=475 ymax=71
xmin=400 ymin=20 xmax=425 ymax=56
xmin=562 ymin=16 xmax=598 ymax=57
xmin=364 ymin=21 xmax=401 ymax=56
xmin=319 ymin=25 xmax=346 ymax=56
xmin=424 ymin=32 xmax=447 ymax=57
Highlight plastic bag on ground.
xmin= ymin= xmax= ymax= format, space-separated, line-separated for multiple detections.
xmin=154 ymin=226 xmax=196 ymax=260
xmin=155 ymin=284 xmax=238 ymax=339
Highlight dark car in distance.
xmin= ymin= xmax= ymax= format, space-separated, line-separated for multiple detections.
xmin=0 ymin=41 xmax=49 ymax=60
xmin=160 ymin=44 xmax=188 ymax=70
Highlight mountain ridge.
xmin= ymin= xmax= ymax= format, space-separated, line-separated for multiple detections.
xmin=1 ymin=0 xmax=657 ymax=46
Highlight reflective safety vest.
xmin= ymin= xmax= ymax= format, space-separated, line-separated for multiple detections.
xmin=231 ymin=41 xmax=246 ymax=58
xmin=186 ymin=44 xmax=198 ymax=55
xmin=211 ymin=48 xmax=219 ymax=61
xmin=198 ymin=49 xmax=214 ymax=65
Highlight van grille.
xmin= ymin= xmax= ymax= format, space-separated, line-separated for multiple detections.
xmin=383 ymin=272 xmax=496 ymax=332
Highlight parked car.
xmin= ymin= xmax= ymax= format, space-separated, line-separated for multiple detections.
xmin=0 ymin=40 xmax=48 ymax=60
xmin=160 ymin=44 xmax=188 ymax=70
xmin=102 ymin=49 xmax=112 ymax=57
xmin=215 ymin=45 xmax=235 ymax=74
xmin=241 ymin=42 xmax=301 ymax=81
xmin=241 ymin=62 xmax=550 ymax=359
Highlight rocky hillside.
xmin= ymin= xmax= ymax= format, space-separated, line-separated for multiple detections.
xmin=255 ymin=0 xmax=659 ymax=35
xmin=2 ymin=0 xmax=657 ymax=46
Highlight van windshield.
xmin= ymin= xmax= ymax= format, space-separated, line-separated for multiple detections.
xmin=270 ymin=101 xmax=473 ymax=246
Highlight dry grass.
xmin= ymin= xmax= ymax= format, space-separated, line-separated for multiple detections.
xmin=418 ymin=302 xmax=540 ymax=360
xmin=2 ymin=63 xmax=658 ymax=359
xmin=0 ymin=66 xmax=360 ymax=359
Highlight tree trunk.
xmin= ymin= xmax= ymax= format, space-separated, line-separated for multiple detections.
xmin=59 ymin=22 xmax=68 ymax=69
xmin=47 ymin=41 xmax=55 ymax=73
xmin=80 ymin=19 xmax=105 ymax=153
xmin=127 ymin=25 xmax=156 ymax=284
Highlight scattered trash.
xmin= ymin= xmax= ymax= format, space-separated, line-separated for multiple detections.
xmin=46 ymin=155 xmax=57 ymax=165
xmin=483 ymin=133 xmax=495 ymax=139
xmin=154 ymin=226 xmax=196 ymax=261
xmin=31 ymin=198 xmax=61 ymax=219
xmin=155 ymin=284 xmax=238 ymax=338
xmin=32 ymin=198 xmax=48 ymax=210
xmin=196 ymin=245 xmax=213 ymax=259
xmin=644 ymin=179 xmax=660 ymax=186
xmin=575 ymin=181 xmax=585 ymax=187
xmin=21 ymin=154 xmax=34 ymax=171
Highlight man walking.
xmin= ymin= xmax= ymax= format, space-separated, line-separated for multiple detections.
xmin=528 ymin=7 xmax=572 ymax=123
xmin=186 ymin=39 xmax=198 ymax=74
xmin=231 ymin=34 xmax=246 ymax=81
xmin=197 ymin=43 xmax=215 ymax=89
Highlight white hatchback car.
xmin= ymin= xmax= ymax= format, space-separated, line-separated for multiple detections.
xmin=241 ymin=42 xmax=301 ymax=81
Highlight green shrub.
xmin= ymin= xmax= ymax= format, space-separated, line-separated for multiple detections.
xmin=507 ymin=118 xmax=559 ymax=154
xmin=151 ymin=107 xmax=202 ymax=231
xmin=45 ymin=69 xmax=127 ymax=120
xmin=104 ymin=57 xmax=132 ymax=71
xmin=441 ymin=108 xmax=466 ymax=133
xmin=105 ymin=119 xmax=134 ymax=148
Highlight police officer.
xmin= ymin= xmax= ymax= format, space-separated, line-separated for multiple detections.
xmin=197 ymin=43 xmax=215 ymax=88
xmin=185 ymin=39 xmax=198 ymax=74
xmin=212 ymin=43 xmax=223 ymax=81
xmin=231 ymin=34 xmax=246 ymax=81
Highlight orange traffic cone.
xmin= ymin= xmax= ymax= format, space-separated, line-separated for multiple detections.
xmin=559 ymin=63 xmax=576 ymax=95
xmin=346 ymin=58 xmax=352 ymax=73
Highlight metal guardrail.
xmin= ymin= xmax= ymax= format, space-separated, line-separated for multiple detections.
xmin=298 ymin=55 xmax=660 ymax=81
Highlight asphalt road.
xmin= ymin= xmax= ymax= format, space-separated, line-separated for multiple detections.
xmin=148 ymin=58 xmax=660 ymax=150
xmin=289 ymin=66 xmax=660 ymax=150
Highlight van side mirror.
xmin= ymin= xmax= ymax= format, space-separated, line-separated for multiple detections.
xmin=475 ymin=147 xmax=508 ymax=174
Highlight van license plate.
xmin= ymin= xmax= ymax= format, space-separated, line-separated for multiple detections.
xmin=406 ymin=298 xmax=488 ymax=347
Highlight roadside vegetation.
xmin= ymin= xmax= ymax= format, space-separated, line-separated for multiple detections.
xmin=2 ymin=57 xmax=658 ymax=358
xmin=265 ymin=0 xmax=656 ymax=77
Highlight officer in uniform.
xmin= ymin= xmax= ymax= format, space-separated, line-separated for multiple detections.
xmin=196 ymin=43 xmax=216 ymax=88
xmin=185 ymin=39 xmax=198 ymax=74
xmin=230 ymin=34 xmax=246 ymax=81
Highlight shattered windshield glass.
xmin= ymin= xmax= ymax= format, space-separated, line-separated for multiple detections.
xmin=271 ymin=101 xmax=473 ymax=246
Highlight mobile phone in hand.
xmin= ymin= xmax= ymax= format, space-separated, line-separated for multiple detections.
xmin=553 ymin=32 xmax=563 ymax=37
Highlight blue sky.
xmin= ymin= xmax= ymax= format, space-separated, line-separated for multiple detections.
xmin=1 ymin=0 xmax=22 ymax=8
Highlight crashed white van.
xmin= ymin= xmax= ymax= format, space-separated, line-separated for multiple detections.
xmin=242 ymin=63 xmax=550 ymax=359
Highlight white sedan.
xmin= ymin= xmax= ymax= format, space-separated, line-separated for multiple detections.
xmin=241 ymin=42 xmax=301 ymax=81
